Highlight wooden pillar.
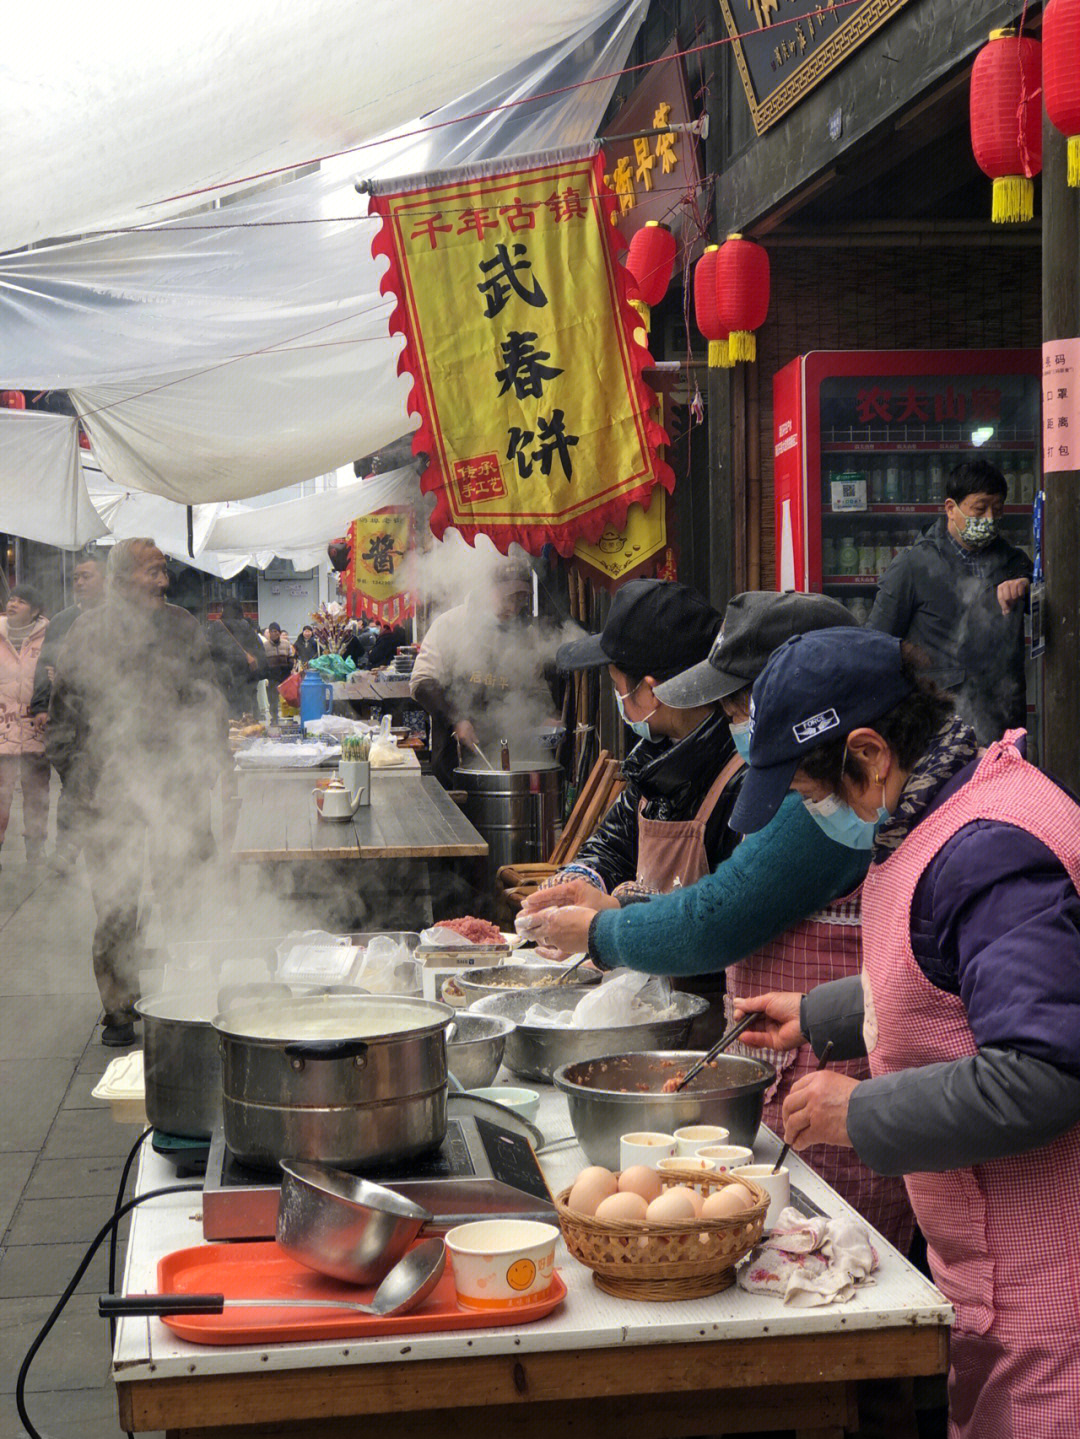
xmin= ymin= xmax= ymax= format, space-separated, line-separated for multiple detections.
xmin=1041 ymin=116 xmax=1080 ymax=791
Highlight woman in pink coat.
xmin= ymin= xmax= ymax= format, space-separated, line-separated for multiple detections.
xmin=0 ymin=585 xmax=51 ymax=868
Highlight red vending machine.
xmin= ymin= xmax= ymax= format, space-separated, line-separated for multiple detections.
xmin=772 ymin=349 xmax=1039 ymax=618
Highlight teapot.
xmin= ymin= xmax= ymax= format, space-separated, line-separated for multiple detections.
xmin=312 ymin=776 xmax=365 ymax=822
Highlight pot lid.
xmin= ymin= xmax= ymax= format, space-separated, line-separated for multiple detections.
xmin=214 ymin=992 xmax=453 ymax=1042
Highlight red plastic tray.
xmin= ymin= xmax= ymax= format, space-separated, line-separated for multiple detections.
xmin=155 ymin=1240 xmax=566 ymax=1345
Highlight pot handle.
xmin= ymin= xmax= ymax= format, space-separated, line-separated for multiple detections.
xmin=100 ymin=1293 xmax=226 ymax=1317
xmin=283 ymin=1038 xmax=369 ymax=1062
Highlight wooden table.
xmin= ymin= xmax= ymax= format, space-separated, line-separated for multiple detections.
xmin=231 ymin=772 xmax=487 ymax=863
xmin=112 ymin=1091 xmax=951 ymax=1439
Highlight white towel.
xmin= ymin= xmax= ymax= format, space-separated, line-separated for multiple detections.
xmin=737 ymin=1206 xmax=879 ymax=1306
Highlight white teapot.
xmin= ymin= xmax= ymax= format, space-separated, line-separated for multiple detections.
xmin=312 ymin=776 xmax=365 ymax=822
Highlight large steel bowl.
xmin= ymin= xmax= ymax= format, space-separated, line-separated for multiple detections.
xmin=446 ymin=963 xmax=602 ymax=1005
xmin=445 ymin=1012 xmax=515 ymax=1089
xmin=470 ymin=991 xmax=709 ymax=1083
xmin=553 ymin=1050 xmax=774 ymax=1168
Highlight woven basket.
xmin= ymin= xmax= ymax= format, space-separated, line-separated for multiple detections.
xmin=554 ymin=1166 xmax=768 ymax=1301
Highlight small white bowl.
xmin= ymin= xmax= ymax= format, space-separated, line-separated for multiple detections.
xmin=674 ymin=1124 xmax=730 ymax=1157
xmin=464 ymin=1086 xmax=540 ymax=1124
xmin=734 ymin=1163 xmax=790 ymax=1230
xmin=696 ymin=1143 xmax=755 ymax=1172
xmin=619 ymin=1131 xmax=677 ymax=1168
xmin=444 ymin=1219 xmax=559 ymax=1309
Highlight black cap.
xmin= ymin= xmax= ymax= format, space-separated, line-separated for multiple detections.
xmin=729 ymin=627 xmax=914 ymax=834
xmin=556 ymin=579 xmax=720 ymax=683
xmin=653 ymin=591 xmax=858 ymax=709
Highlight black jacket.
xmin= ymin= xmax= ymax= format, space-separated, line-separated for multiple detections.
xmin=30 ymin=603 xmax=83 ymax=715
xmin=572 ymin=708 xmax=739 ymax=893
xmin=867 ymin=517 xmax=1032 ymax=743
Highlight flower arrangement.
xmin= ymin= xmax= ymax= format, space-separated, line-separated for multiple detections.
xmin=308 ymin=601 xmax=350 ymax=655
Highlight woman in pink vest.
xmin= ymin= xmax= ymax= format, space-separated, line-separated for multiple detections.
xmin=0 ymin=585 xmax=50 ymax=869
xmin=731 ymin=626 xmax=1080 ymax=1439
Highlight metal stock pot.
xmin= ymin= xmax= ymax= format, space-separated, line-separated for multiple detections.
xmin=212 ymin=993 xmax=454 ymax=1170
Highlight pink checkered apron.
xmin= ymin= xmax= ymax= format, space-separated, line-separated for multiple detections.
xmin=724 ymin=892 xmax=914 ymax=1252
xmin=862 ymin=731 xmax=1080 ymax=1439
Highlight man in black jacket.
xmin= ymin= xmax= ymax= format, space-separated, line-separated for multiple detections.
xmin=867 ymin=457 xmax=1032 ymax=742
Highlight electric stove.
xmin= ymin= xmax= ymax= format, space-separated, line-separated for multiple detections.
xmin=202 ymin=1115 xmax=555 ymax=1241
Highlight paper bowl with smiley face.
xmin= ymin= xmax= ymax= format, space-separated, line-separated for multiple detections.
xmin=444 ymin=1219 xmax=559 ymax=1310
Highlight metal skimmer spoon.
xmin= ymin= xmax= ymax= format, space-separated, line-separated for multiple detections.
xmin=99 ymin=1238 xmax=447 ymax=1321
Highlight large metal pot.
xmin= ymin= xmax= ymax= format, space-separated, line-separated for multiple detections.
xmin=135 ymin=991 xmax=222 ymax=1138
xmin=553 ymin=1049 xmax=774 ymax=1168
xmin=469 ymin=990 xmax=709 ymax=1083
xmin=453 ymin=763 xmax=562 ymax=874
xmin=213 ymin=993 xmax=454 ymax=1170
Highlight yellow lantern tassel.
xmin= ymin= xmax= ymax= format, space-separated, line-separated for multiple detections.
xmin=728 ymin=330 xmax=757 ymax=363
xmin=1069 ymin=136 xmax=1080 ymax=188
xmin=707 ymin=338 xmax=733 ymax=369
xmin=991 ymin=175 xmax=1034 ymax=222
xmin=629 ymin=297 xmax=651 ymax=331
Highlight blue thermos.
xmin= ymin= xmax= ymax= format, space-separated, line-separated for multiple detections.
xmin=299 ymin=671 xmax=333 ymax=732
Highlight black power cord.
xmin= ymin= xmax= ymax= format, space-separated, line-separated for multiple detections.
xmin=16 ymin=1165 xmax=202 ymax=1439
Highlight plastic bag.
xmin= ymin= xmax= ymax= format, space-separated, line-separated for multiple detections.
xmin=356 ymin=936 xmax=422 ymax=996
xmin=308 ymin=654 xmax=356 ymax=681
xmin=370 ymin=714 xmax=405 ymax=768
xmin=568 ymin=971 xmax=676 ymax=1028
xmin=419 ymin=924 xmax=473 ymax=948
xmin=302 ymin=714 xmax=372 ymax=740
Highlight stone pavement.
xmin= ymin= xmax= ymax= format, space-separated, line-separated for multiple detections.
xmin=0 ymin=795 xmax=161 ymax=1439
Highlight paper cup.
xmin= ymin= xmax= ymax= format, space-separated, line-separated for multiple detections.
xmin=696 ymin=1144 xmax=755 ymax=1172
xmin=656 ymin=1155 xmax=716 ymax=1192
xmin=445 ymin=1219 xmax=558 ymax=1310
xmin=619 ymin=1131 xmax=677 ymax=1169
xmin=674 ymin=1124 xmax=730 ymax=1157
xmin=734 ymin=1163 xmax=790 ymax=1229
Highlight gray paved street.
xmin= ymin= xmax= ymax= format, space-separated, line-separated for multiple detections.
xmin=0 ymin=783 xmax=163 ymax=1439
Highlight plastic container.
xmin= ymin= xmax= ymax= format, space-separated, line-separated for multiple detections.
xmin=91 ymin=1051 xmax=148 ymax=1125
xmin=299 ymin=671 xmax=334 ymax=732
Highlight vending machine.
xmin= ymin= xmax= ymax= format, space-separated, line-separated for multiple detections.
xmin=772 ymin=349 xmax=1040 ymax=619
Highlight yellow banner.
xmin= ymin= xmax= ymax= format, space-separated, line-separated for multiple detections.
xmin=369 ymin=150 xmax=671 ymax=554
xmin=572 ymin=494 xmax=668 ymax=588
xmin=345 ymin=509 xmax=414 ymax=624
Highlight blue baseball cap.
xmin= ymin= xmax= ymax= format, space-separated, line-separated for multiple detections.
xmin=729 ymin=627 xmax=913 ymax=834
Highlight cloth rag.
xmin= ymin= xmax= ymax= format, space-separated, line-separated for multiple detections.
xmin=737 ymin=1206 xmax=878 ymax=1306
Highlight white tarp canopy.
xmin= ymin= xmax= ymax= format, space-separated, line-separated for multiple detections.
xmin=0 ymin=0 xmax=644 ymax=511
xmin=0 ymin=411 xmax=108 ymax=547
xmin=1 ymin=0 xmax=628 ymax=254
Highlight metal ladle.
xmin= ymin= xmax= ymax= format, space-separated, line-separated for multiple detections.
xmin=99 ymin=1237 xmax=447 ymax=1322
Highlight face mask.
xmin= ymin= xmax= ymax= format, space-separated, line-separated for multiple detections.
xmin=615 ymin=686 xmax=658 ymax=740
xmin=802 ymin=793 xmax=889 ymax=850
xmin=729 ymin=719 xmax=752 ymax=760
xmin=954 ymin=510 xmax=997 ymax=549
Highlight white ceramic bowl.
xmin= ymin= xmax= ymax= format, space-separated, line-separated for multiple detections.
xmin=463 ymin=1086 xmax=540 ymax=1124
xmin=674 ymin=1124 xmax=730 ymax=1156
xmin=696 ymin=1143 xmax=755 ymax=1172
xmin=444 ymin=1219 xmax=559 ymax=1309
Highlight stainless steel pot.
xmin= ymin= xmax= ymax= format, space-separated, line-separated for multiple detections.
xmin=552 ymin=1049 xmax=774 ymax=1168
xmin=213 ymin=993 xmax=454 ymax=1170
xmin=453 ymin=763 xmax=562 ymax=874
xmin=469 ymin=990 xmax=709 ymax=1083
xmin=135 ymin=991 xmax=222 ymax=1138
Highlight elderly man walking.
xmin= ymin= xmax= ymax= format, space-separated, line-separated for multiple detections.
xmin=47 ymin=538 xmax=226 ymax=1045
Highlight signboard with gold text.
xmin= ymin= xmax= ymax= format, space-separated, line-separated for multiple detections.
xmin=367 ymin=148 xmax=672 ymax=555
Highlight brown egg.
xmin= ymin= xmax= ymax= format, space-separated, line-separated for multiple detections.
xmin=617 ymin=1166 xmax=663 ymax=1204
xmin=568 ymin=1166 xmax=618 ymax=1216
xmin=595 ymin=1191 xmax=649 ymax=1222
xmin=702 ymin=1183 xmax=755 ymax=1218
xmin=645 ymin=1187 xmax=698 ymax=1223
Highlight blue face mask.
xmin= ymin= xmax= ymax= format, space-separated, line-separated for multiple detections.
xmin=802 ymin=793 xmax=889 ymax=850
xmin=729 ymin=719 xmax=752 ymax=760
xmin=614 ymin=685 xmax=658 ymax=740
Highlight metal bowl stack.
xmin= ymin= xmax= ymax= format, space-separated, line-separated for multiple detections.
xmin=445 ymin=1012 xmax=515 ymax=1089
xmin=552 ymin=1050 xmax=774 ymax=1168
xmin=447 ymin=963 xmax=602 ymax=1005
xmin=469 ymin=990 xmax=709 ymax=1084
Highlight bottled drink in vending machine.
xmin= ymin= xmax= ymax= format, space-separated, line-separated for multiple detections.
xmin=884 ymin=460 xmax=900 ymax=503
xmin=875 ymin=532 xmax=893 ymax=576
xmin=912 ymin=461 xmax=929 ymax=504
xmin=838 ymin=535 xmax=859 ymax=575
xmin=821 ymin=537 xmax=836 ymax=575
xmin=857 ymin=532 xmax=877 ymax=575
xmin=928 ymin=455 xmax=945 ymax=501
xmin=870 ymin=465 xmax=886 ymax=504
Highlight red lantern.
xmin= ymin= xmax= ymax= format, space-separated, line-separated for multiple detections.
xmin=693 ymin=245 xmax=732 ymax=369
xmin=0 ymin=391 xmax=26 ymax=409
xmin=970 ymin=28 xmax=1042 ymax=223
xmin=624 ymin=221 xmax=677 ymax=332
xmin=1044 ymin=0 xmax=1080 ymax=187
xmin=715 ymin=234 xmax=770 ymax=364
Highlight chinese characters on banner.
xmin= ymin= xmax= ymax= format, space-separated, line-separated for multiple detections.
xmin=1042 ymin=339 xmax=1080 ymax=474
xmin=344 ymin=508 xmax=415 ymax=625
xmin=367 ymin=147 xmax=672 ymax=554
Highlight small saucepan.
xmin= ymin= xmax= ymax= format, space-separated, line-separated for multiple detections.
xmin=277 ymin=1160 xmax=432 ymax=1285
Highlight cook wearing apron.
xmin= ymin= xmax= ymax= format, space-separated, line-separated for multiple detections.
xmin=731 ymin=627 xmax=1080 ymax=1439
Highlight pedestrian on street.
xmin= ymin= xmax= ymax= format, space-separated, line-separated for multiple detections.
xmin=0 ymin=584 xmax=51 ymax=871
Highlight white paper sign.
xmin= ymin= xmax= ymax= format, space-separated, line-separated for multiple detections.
xmin=1042 ymin=338 xmax=1080 ymax=474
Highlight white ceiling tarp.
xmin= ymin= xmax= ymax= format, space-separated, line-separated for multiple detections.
xmin=204 ymin=467 xmax=419 ymax=555
xmin=0 ymin=412 xmax=108 ymax=548
xmin=0 ymin=0 xmax=645 ymax=508
xmin=1 ymin=0 xmax=623 ymax=254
